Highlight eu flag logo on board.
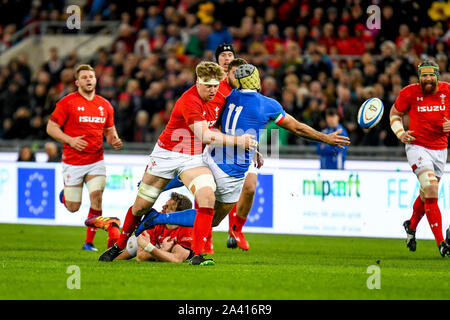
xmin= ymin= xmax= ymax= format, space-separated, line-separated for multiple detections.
xmin=246 ymin=174 xmax=273 ymax=228
xmin=18 ymin=168 xmax=55 ymax=219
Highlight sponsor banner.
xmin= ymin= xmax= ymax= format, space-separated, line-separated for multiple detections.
xmin=269 ymin=169 xmax=448 ymax=240
xmin=0 ymin=157 xmax=448 ymax=241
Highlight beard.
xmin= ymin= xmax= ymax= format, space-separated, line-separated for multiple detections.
xmin=420 ymin=80 xmax=436 ymax=94
xmin=227 ymin=76 xmax=238 ymax=89
xmin=80 ymin=84 xmax=95 ymax=94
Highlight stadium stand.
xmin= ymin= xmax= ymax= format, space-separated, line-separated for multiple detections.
xmin=0 ymin=0 xmax=448 ymax=160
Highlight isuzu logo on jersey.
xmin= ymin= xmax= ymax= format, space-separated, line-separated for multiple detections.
xmin=417 ymin=105 xmax=446 ymax=112
xmin=79 ymin=116 xmax=106 ymax=123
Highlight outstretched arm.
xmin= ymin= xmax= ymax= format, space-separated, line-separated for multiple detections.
xmin=278 ymin=114 xmax=350 ymax=149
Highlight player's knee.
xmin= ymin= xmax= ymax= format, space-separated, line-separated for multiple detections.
xmin=65 ymin=201 xmax=81 ymax=213
xmin=242 ymin=181 xmax=257 ymax=197
xmin=89 ymin=190 xmax=103 ymax=207
xmin=418 ymin=170 xmax=438 ymax=197
xmin=195 ymin=187 xmax=216 ymax=208
xmin=189 ymin=174 xmax=216 ymax=207
xmin=423 ymin=183 xmax=438 ymax=197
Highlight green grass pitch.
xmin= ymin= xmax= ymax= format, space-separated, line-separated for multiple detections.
xmin=0 ymin=223 xmax=449 ymax=300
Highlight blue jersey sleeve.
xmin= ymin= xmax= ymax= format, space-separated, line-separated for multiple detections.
xmin=163 ymin=177 xmax=184 ymax=191
xmin=263 ymin=98 xmax=286 ymax=125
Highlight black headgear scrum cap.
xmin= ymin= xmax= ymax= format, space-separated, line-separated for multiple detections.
xmin=215 ymin=43 xmax=236 ymax=62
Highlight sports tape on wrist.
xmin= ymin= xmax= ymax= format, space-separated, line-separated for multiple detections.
xmin=144 ymin=242 xmax=155 ymax=253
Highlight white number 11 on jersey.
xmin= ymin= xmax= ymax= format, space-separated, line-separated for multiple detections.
xmin=224 ymin=103 xmax=243 ymax=136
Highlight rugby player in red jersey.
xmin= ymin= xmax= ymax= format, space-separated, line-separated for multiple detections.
xmin=99 ymin=61 xmax=257 ymax=265
xmin=112 ymin=192 xmax=195 ymax=263
xmin=390 ymin=60 xmax=450 ymax=257
xmin=46 ymin=64 xmax=123 ymax=251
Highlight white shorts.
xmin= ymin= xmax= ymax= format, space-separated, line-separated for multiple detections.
xmin=203 ymin=148 xmax=245 ymax=203
xmin=405 ymin=144 xmax=447 ymax=178
xmin=126 ymin=235 xmax=138 ymax=258
xmin=62 ymin=160 xmax=106 ymax=186
xmin=146 ymin=144 xmax=207 ymax=180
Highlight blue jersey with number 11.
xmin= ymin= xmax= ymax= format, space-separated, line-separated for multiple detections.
xmin=211 ymin=89 xmax=286 ymax=178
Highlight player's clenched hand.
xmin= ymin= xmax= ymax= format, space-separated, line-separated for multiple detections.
xmin=160 ymin=237 xmax=175 ymax=252
xmin=68 ymin=135 xmax=88 ymax=151
xmin=400 ymin=130 xmax=415 ymax=144
xmin=137 ymin=231 xmax=151 ymax=249
xmin=109 ymin=136 xmax=123 ymax=150
xmin=238 ymin=134 xmax=258 ymax=151
xmin=443 ymin=118 xmax=450 ymax=133
xmin=326 ymin=129 xmax=350 ymax=149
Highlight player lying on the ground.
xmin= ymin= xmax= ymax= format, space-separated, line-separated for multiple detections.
xmin=390 ymin=59 xmax=450 ymax=257
xmin=138 ymin=147 xmax=264 ymax=252
xmin=109 ymin=192 xmax=196 ymax=263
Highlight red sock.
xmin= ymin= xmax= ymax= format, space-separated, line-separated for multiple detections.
xmin=85 ymin=208 xmax=102 ymax=244
xmin=107 ymin=225 xmax=120 ymax=248
xmin=228 ymin=203 xmax=237 ymax=232
xmin=116 ymin=206 xmax=141 ymax=249
xmin=192 ymin=207 xmax=214 ymax=256
xmin=203 ymin=228 xmax=214 ymax=254
xmin=234 ymin=215 xmax=247 ymax=233
xmin=424 ymin=198 xmax=444 ymax=246
xmin=410 ymin=196 xmax=425 ymax=230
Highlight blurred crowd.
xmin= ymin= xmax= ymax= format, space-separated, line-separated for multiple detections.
xmin=0 ymin=0 xmax=449 ymax=150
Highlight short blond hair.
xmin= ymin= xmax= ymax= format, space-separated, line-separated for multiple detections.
xmin=195 ymin=61 xmax=225 ymax=83
xmin=75 ymin=64 xmax=95 ymax=79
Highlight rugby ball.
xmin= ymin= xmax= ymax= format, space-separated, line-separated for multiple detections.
xmin=357 ymin=97 xmax=384 ymax=129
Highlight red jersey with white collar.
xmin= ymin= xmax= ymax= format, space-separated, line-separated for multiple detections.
xmin=50 ymin=92 xmax=115 ymax=165
xmin=395 ymin=82 xmax=450 ymax=150
xmin=146 ymin=225 xmax=193 ymax=250
xmin=157 ymin=80 xmax=230 ymax=155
